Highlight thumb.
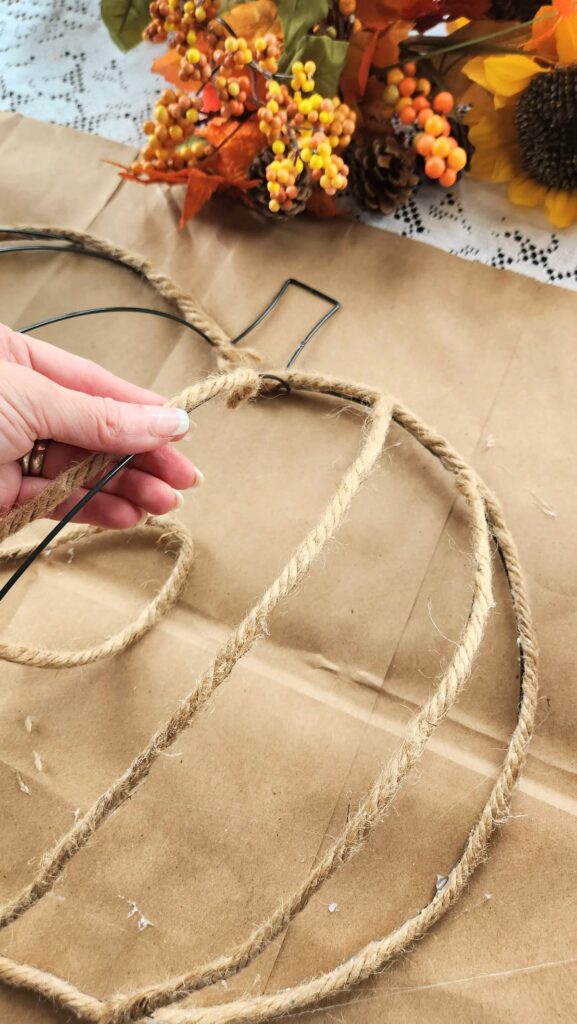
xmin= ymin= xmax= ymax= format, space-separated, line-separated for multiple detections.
xmin=22 ymin=365 xmax=189 ymax=455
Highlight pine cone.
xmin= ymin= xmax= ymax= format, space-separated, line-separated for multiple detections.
xmin=248 ymin=147 xmax=312 ymax=219
xmin=487 ymin=0 xmax=542 ymax=18
xmin=347 ymin=136 xmax=419 ymax=215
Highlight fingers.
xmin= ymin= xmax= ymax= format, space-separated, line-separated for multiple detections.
xmin=14 ymin=328 xmax=166 ymax=405
xmin=16 ymin=442 xmax=202 ymax=518
xmin=18 ymin=478 xmax=145 ymax=530
xmin=40 ymin=441 xmax=200 ymax=492
xmin=10 ymin=363 xmax=190 ymax=455
xmin=0 ymin=462 xmax=22 ymax=513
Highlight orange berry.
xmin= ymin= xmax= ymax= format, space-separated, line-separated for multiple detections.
xmin=400 ymin=105 xmax=416 ymax=124
xmin=432 ymin=136 xmax=450 ymax=158
xmin=387 ymin=67 xmax=404 ymax=86
xmin=416 ymin=77 xmax=431 ymax=97
xmin=383 ymin=84 xmax=400 ymax=105
xmin=403 ymin=61 xmax=417 ymax=76
xmin=439 ymin=167 xmax=457 ymax=187
xmin=396 ymin=96 xmax=414 ymax=111
xmin=448 ymin=145 xmax=468 ymax=172
xmin=399 ymin=76 xmax=416 ymax=97
xmin=446 ymin=136 xmax=458 ymax=150
xmin=416 ymin=132 xmax=434 ymax=157
xmin=441 ymin=119 xmax=451 ymax=136
xmin=425 ymin=114 xmax=445 ymax=137
xmin=425 ymin=155 xmax=446 ymax=179
xmin=433 ymin=91 xmax=454 ymax=115
xmin=417 ymin=107 xmax=433 ymax=128
xmin=412 ymin=95 xmax=430 ymax=113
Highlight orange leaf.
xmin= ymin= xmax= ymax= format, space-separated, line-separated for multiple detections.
xmin=306 ymin=189 xmax=342 ymax=218
xmin=373 ymin=20 xmax=413 ymax=65
xmin=356 ymin=0 xmax=404 ymax=27
xmin=340 ymin=29 xmax=379 ymax=106
xmin=526 ymin=4 xmax=559 ymax=56
xmin=151 ymin=49 xmax=184 ymax=89
xmin=214 ymin=121 xmax=264 ymax=181
xmin=224 ymin=0 xmax=280 ymax=43
xmin=180 ymin=168 xmax=223 ymax=226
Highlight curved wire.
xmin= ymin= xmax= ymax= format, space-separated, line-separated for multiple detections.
xmin=19 ymin=306 xmax=215 ymax=347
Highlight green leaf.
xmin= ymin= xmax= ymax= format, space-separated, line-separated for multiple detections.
xmin=279 ymin=34 xmax=349 ymax=96
xmin=101 ymin=0 xmax=150 ymax=51
xmin=277 ymin=0 xmax=329 ymax=61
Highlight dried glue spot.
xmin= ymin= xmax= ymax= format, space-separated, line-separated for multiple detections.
xmin=119 ymin=896 xmax=154 ymax=932
xmin=32 ymin=751 xmax=43 ymax=773
xmin=24 ymin=716 xmax=33 ymax=734
xmin=16 ymin=772 xmax=31 ymax=796
xmin=328 ymin=902 xmax=339 ymax=914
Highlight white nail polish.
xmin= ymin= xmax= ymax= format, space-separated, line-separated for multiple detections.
xmin=151 ymin=407 xmax=189 ymax=438
xmin=173 ymin=489 xmax=185 ymax=509
xmin=181 ymin=421 xmax=197 ymax=441
xmin=193 ymin=468 xmax=205 ymax=488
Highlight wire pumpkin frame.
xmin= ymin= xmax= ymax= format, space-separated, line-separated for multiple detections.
xmin=0 ymin=228 xmax=538 ymax=1024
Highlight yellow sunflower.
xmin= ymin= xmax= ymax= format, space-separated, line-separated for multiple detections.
xmin=463 ymin=54 xmax=577 ymax=228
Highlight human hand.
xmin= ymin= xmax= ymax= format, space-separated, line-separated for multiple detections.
xmin=0 ymin=324 xmax=201 ymax=528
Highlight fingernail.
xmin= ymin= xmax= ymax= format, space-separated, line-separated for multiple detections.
xmin=173 ymin=489 xmax=185 ymax=510
xmin=182 ymin=421 xmax=197 ymax=441
xmin=193 ymin=468 xmax=205 ymax=488
xmin=150 ymin=408 xmax=189 ymax=438
xmin=138 ymin=509 xmax=149 ymax=525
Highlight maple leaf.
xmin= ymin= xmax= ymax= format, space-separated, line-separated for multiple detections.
xmin=340 ymin=29 xmax=379 ymax=106
xmin=180 ymin=169 xmax=223 ymax=226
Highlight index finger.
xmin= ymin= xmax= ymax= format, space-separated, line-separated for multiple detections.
xmin=18 ymin=329 xmax=166 ymax=406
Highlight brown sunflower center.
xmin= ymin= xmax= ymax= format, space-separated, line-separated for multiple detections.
xmin=516 ymin=65 xmax=577 ymax=191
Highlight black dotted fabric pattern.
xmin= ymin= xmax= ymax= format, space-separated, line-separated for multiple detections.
xmin=2 ymin=0 xmax=576 ymax=288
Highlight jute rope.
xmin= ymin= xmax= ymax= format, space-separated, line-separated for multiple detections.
xmin=0 ymin=517 xmax=194 ymax=668
xmin=0 ymin=228 xmax=538 ymax=1024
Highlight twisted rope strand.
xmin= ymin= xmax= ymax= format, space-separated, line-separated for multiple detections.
xmin=0 ymin=517 xmax=194 ymax=668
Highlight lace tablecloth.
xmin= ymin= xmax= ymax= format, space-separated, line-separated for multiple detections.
xmin=3 ymin=0 xmax=577 ymax=290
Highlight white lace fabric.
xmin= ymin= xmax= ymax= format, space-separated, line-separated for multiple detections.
xmin=2 ymin=0 xmax=576 ymax=290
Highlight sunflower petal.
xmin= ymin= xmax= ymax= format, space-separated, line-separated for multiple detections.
xmin=545 ymin=189 xmax=577 ymax=228
xmin=470 ymin=144 xmax=518 ymax=183
xmin=483 ymin=55 xmax=546 ymax=97
xmin=555 ymin=10 xmax=577 ymax=63
xmin=508 ymin=175 xmax=548 ymax=207
xmin=462 ymin=56 xmax=491 ymax=90
xmin=491 ymin=148 xmax=519 ymax=183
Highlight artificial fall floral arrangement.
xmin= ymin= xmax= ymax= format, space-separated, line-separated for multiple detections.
xmin=101 ymin=0 xmax=577 ymax=228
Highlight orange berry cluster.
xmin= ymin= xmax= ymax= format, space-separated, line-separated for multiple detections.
xmin=258 ymin=61 xmax=355 ymax=212
xmin=133 ymin=87 xmax=212 ymax=175
xmin=145 ymin=0 xmax=219 ymax=45
xmin=210 ymin=34 xmax=280 ymax=118
xmin=265 ymin=147 xmax=305 ymax=214
xmin=383 ymin=64 xmax=468 ymax=188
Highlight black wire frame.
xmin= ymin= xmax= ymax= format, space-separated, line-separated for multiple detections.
xmin=0 ymin=229 xmax=341 ymax=599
